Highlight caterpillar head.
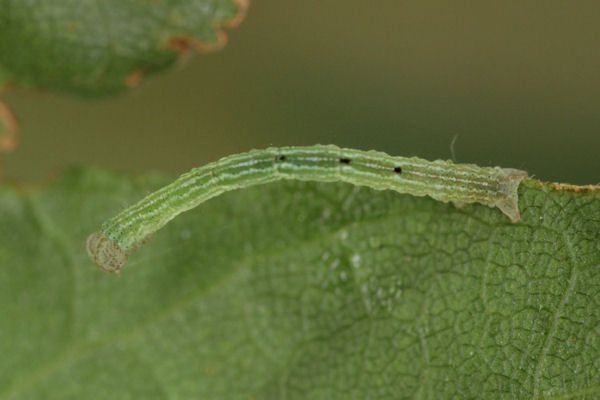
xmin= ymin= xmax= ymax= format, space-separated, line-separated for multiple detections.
xmin=496 ymin=168 xmax=529 ymax=223
xmin=86 ymin=232 xmax=129 ymax=273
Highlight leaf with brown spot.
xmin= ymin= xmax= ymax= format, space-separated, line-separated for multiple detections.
xmin=0 ymin=0 xmax=248 ymax=97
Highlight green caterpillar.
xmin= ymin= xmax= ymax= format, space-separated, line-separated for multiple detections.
xmin=87 ymin=145 xmax=528 ymax=273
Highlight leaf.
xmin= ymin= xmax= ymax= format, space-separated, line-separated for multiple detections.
xmin=0 ymin=0 xmax=247 ymax=97
xmin=1 ymin=168 xmax=599 ymax=399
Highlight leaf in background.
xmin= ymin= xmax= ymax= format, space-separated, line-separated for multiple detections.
xmin=0 ymin=168 xmax=599 ymax=399
xmin=0 ymin=0 xmax=247 ymax=97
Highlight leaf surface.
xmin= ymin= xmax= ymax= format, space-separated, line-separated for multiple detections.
xmin=1 ymin=168 xmax=599 ymax=399
xmin=0 ymin=0 xmax=246 ymax=96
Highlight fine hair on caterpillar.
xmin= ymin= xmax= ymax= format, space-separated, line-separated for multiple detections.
xmin=87 ymin=145 xmax=528 ymax=273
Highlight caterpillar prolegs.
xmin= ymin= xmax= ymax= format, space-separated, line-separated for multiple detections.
xmin=87 ymin=145 xmax=528 ymax=273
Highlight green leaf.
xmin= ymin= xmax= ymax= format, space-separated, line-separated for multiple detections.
xmin=0 ymin=0 xmax=247 ymax=97
xmin=1 ymin=168 xmax=599 ymax=399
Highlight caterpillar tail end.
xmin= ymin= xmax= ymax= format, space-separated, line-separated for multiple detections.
xmin=86 ymin=232 xmax=129 ymax=273
xmin=496 ymin=168 xmax=529 ymax=223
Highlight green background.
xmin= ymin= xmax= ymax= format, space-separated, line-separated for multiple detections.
xmin=3 ymin=0 xmax=599 ymax=184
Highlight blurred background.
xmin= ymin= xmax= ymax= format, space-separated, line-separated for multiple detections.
xmin=2 ymin=0 xmax=599 ymax=184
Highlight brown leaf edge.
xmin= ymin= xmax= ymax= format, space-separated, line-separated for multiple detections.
xmin=124 ymin=0 xmax=249 ymax=89
xmin=0 ymin=95 xmax=19 ymax=153
xmin=537 ymin=180 xmax=600 ymax=193
xmin=167 ymin=0 xmax=248 ymax=52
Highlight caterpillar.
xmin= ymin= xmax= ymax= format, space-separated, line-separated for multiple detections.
xmin=87 ymin=145 xmax=528 ymax=273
